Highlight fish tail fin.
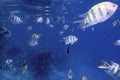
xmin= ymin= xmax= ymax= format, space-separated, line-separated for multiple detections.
xmin=98 ymin=60 xmax=111 ymax=69
xmin=73 ymin=19 xmax=87 ymax=30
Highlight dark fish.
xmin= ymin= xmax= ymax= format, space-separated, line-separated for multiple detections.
xmin=0 ymin=27 xmax=11 ymax=37
xmin=0 ymin=27 xmax=7 ymax=33
xmin=4 ymin=31 xmax=11 ymax=37
xmin=67 ymin=45 xmax=70 ymax=55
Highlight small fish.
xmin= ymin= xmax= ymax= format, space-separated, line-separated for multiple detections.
xmin=98 ymin=60 xmax=120 ymax=80
xmin=63 ymin=24 xmax=69 ymax=30
xmin=4 ymin=59 xmax=13 ymax=70
xmin=55 ymin=16 xmax=65 ymax=24
xmin=49 ymin=24 xmax=54 ymax=28
xmin=46 ymin=17 xmax=50 ymax=25
xmin=59 ymin=31 xmax=64 ymax=35
xmin=73 ymin=1 xmax=118 ymax=30
xmin=114 ymin=39 xmax=120 ymax=46
xmin=0 ymin=27 xmax=11 ymax=37
xmin=68 ymin=69 xmax=72 ymax=80
xmin=59 ymin=24 xmax=69 ymax=35
xmin=9 ymin=15 xmax=24 ymax=24
xmin=0 ymin=27 xmax=7 ymax=34
xmin=63 ymin=35 xmax=78 ymax=45
xmin=27 ymin=26 xmax=32 ymax=31
xmin=28 ymin=33 xmax=41 ymax=47
xmin=81 ymin=76 xmax=87 ymax=80
xmin=112 ymin=18 xmax=120 ymax=27
xmin=20 ymin=63 xmax=28 ymax=75
xmin=5 ymin=59 xmax=13 ymax=65
xmin=36 ymin=16 xmax=44 ymax=23
xmin=66 ymin=45 xmax=70 ymax=55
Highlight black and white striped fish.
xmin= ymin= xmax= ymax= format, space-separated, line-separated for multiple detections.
xmin=73 ymin=1 xmax=118 ymax=30
xmin=10 ymin=15 xmax=24 ymax=24
xmin=98 ymin=60 xmax=120 ymax=80
xmin=63 ymin=35 xmax=78 ymax=45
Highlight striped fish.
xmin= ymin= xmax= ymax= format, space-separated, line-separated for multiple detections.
xmin=36 ymin=16 xmax=43 ymax=23
xmin=68 ymin=69 xmax=72 ymax=80
xmin=73 ymin=1 xmax=118 ymax=30
xmin=81 ymin=76 xmax=87 ymax=80
xmin=114 ymin=39 xmax=120 ymax=46
xmin=98 ymin=60 xmax=120 ymax=80
xmin=112 ymin=18 xmax=120 ymax=27
xmin=63 ymin=35 xmax=78 ymax=45
xmin=10 ymin=15 xmax=24 ymax=24
xmin=28 ymin=34 xmax=41 ymax=47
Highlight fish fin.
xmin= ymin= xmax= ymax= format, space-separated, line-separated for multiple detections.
xmin=79 ymin=12 xmax=88 ymax=18
xmin=73 ymin=19 xmax=88 ymax=30
xmin=98 ymin=60 xmax=110 ymax=69
xmin=111 ymin=61 xmax=117 ymax=65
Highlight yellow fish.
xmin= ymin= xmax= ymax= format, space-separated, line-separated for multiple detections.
xmin=81 ymin=76 xmax=87 ymax=80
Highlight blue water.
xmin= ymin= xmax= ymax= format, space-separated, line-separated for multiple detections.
xmin=0 ymin=0 xmax=120 ymax=80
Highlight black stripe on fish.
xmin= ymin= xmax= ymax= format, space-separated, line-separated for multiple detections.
xmin=97 ymin=5 xmax=103 ymax=17
xmin=91 ymin=9 xmax=97 ymax=22
xmin=87 ymin=12 xmax=92 ymax=23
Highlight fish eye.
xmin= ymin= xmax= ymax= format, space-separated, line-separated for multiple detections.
xmin=113 ymin=4 xmax=116 ymax=7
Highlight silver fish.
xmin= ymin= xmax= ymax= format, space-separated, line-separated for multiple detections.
xmin=114 ymin=39 xmax=120 ymax=46
xmin=36 ymin=16 xmax=44 ymax=23
xmin=10 ymin=15 xmax=24 ymax=24
xmin=73 ymin=1 xmax=118 ymax=30
xmin=98 ymin=60 xmax=120 ymax=80
xmin=46 ymin=17 xmax=50 ymax=25
xmin=63 ymin=35 xmax=78 ymax=45
xmin=28 ymin=34 xmax=41 ymax=47
xmin=68 ymin=69 xmax=72 ymax=80
xmin=59 ymin=24 xmax=69 ymax=35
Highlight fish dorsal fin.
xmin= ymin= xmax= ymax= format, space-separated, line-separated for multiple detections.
xmin=111 ymin=61 xmax=117 ymax=66
xmin=79 ymin=12 xmax=88 ymax=18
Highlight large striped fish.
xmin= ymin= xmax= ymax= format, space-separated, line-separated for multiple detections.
xmin=73 ymin=1 xmax=118 ymax=30
xmin=98 ymin=60 xmax=120 ymax=80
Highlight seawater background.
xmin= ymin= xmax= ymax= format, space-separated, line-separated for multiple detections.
xmin=0 ymin=0 xmax=120 ymax=80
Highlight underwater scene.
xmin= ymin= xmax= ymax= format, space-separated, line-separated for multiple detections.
xmin=0 ymin=0 xmax=120 ymax=80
